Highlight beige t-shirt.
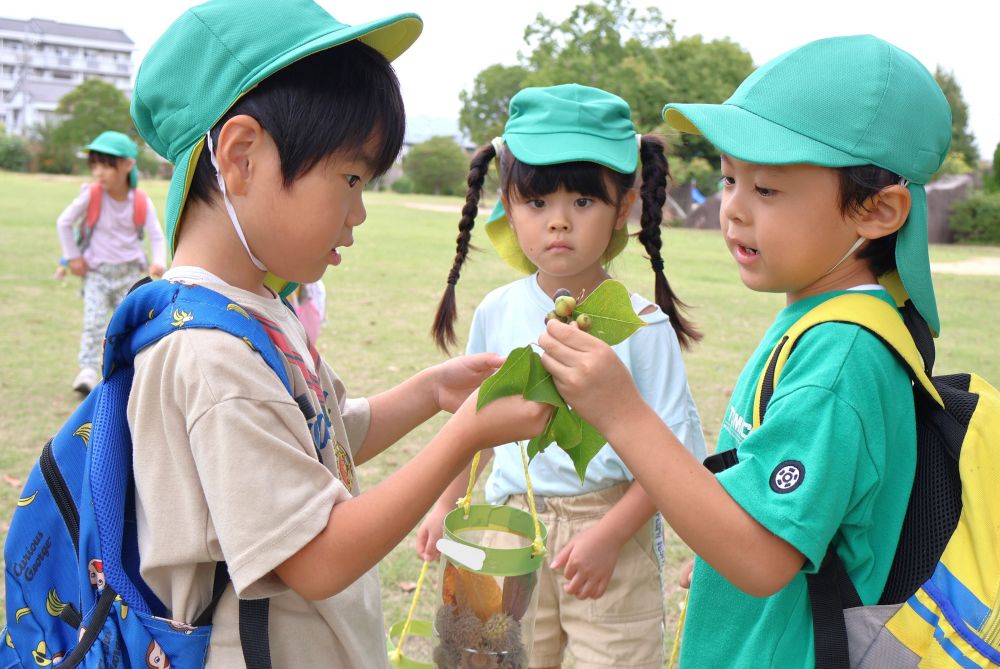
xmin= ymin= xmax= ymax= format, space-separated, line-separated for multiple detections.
xmin=128 ymin=267 xmax=388 ymax=668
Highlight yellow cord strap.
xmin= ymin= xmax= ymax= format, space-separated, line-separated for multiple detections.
xmin=389 ymin=559 xmax=430 ymax=664
xmin=518 ymin=441 xmax=546 ymax=557
xmin=457 ymin=452 xmax=482 ymax=519
xmin=667 ymin=589 xmax=689 ymax=669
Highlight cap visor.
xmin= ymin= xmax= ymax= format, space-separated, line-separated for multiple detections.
xmin=504 ymin=132 xmax=637 ymax=173
xmin=240 ymin=14 xmax=422 ymax=95
xmin=664 ymin=104 xmax=865 ymax=168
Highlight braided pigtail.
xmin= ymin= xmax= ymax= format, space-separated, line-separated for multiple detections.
xmin=431 ymin=143 xmax=496 ymax=353
xmin=636 ymin=135 xmax=702 ymax=349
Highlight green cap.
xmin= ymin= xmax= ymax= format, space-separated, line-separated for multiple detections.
xmin=487 ymin=84 xmax=637 ymax=274
xmin=663 ymin=35 xmax=952 ymax=334
xmin=131 ymin=0 xmax=422 ymax=289
xmin=84 ymin=130 xmax=139 ymax=188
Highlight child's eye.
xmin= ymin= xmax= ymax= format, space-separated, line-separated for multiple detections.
xmin=346 ymin=175 xmax=361 ymax=188
xmin=719 ymin=175 xmax=735 ymax=188
xmin=527 ymin=199 xmax=546 ymax=209
xmin=574 ymin=197 xmax=593 ymax=208
xmin=755 ymin=186 xmax=776 ymax=197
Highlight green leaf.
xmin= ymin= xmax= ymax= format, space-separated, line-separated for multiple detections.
xmin=523 ymin=352 xmax=565 ymax=408
xmin=475 ymin=279 xmax=645 ymax=481
xmin=527 ymin=412 xmax=557 ymax=458
xmin=549 ymin=406 xmax=583 ymax=451
xmin=477 ymin=345 xmax=534 ymax=410
xmin=571 ymin=421 xmax=608 ymax=482
xmin=575 ymin=279 xmax=646 ymax=346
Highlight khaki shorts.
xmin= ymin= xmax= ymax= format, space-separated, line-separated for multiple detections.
xmin=495 ymin=482 xmax=665 ymax=669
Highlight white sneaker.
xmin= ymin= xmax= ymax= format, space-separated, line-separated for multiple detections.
xmin=72 ymin=367 xmax=99 ymax=395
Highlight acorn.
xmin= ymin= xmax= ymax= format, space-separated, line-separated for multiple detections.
xmin=553 ymin=295 xmax=576 ymax=318
xmin=575 ymin=313 xmax=592 ymax=332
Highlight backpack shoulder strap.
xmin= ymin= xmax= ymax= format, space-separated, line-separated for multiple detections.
xmin=132 ymin=188 xmax=148 ymax=231
xmin=752 ymin=292 xmax=943 ymax=428
xmin=85 ymin=182 xmax=103 ymax=227
xmin=103 ymin=280 xmax=291 ymax=392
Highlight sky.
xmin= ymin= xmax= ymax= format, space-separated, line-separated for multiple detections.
xmin=8 ymin=0 xmax=998 ymax=160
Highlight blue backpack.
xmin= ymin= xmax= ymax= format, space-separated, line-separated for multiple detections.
xmin=1 ymin=279 xmax=289 ymax=668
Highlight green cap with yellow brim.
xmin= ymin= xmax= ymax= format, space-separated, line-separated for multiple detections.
xmin=487 ymin=84 xmax=637 ymax=274
xmin=84 ymin=130 xmax=140 ymax=189
xmin=131 ymin=0 xmax=422 ymax=296
xmin=663 ymin=35 xmax=951 ymax=335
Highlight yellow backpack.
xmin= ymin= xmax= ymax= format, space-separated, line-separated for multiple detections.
xmin=753 ymin=293 xmax=1000 ymax=668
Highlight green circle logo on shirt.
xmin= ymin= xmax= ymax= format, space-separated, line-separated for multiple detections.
xmin=770 ymin=460 xmax=804 ymax=493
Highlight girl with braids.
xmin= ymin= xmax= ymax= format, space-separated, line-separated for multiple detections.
xmin=416 ymin=84 xmax=707 ymax=669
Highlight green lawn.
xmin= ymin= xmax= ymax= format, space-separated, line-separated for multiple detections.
xmin=1 ymin=170 xmax=999 ymax=659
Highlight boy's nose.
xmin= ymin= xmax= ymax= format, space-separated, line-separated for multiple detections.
xmin=720 ymin=193 xmax=747 ymax=227
xmin=349 ymin=198 xmax=367 ymax=227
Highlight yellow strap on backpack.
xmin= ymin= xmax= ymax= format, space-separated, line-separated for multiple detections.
xmin=751 ymin=293 xmax=943 ymax=429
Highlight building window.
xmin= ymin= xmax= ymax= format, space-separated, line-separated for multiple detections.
xmin=53 ymin=71 xmax=72 ymax=80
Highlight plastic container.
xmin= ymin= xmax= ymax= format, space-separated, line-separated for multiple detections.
xmin=432 ymin=504 xmax=547 ymax=669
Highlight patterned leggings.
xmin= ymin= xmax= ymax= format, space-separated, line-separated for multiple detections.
xmin=78 ymin=261 xmax=146 ymax=371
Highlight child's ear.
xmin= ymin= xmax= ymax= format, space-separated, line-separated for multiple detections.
xmin=854 ymin=184 xmax=911 ymax=240
xmin=616 ymin=188 xmax=638 ymax=229
xmin=215 ymin=115 xmax=266 ymax=197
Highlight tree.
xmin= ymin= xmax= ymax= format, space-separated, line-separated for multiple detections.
xmin=457 ymin=1 xmax=753 ymax=164
xmin=989 ymin=140 xmax=1000 ymax=192
xmin=657 ymin=36 xmax=754 ymax=162
xmin=38 ymin=79 xmax=136 ymax=174
xmin=403 ymin=136 xmax=469 ymax=196
xmin=935 ymin=68 xmax=978 ymax=166
xmin=459 ymin=64 xmax=529 ymax=146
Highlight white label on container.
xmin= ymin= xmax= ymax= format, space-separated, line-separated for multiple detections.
xmin=436 ymin=538 xmax=486 ymax=571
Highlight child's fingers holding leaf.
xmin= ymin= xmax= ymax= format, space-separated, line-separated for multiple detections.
xmin=539 ymin=320 xmax=640 ymax=431
xmin=432 ymin=352 xmax=505 ymax=413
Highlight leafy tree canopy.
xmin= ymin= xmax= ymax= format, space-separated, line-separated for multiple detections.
xmin=458 ymin=0 xmax=754 ymax=164
xmin=935 ymin=67 xmax=978 ymax=166
xmin=403 ymin=136 xmax=469 ymax=196
xmin=38 ymin=79 xmax=137 ymax=174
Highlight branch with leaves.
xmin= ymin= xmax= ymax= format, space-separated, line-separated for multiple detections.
xmin=476 ymin=279 xmax=645 ymax=480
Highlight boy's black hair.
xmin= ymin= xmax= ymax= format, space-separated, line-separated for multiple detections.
xmin=187 ymin=39 xmax=405 ymax=207
xmin=431 ymin=136 xmax=701 ymax=353
xmin=87 ymin=151 xmax=124 ymax=168
xmin=838 ymin=165 xmax=902 ymax=277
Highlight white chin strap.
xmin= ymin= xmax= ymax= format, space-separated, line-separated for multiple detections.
xmin=823 ymin=236 xmax=866 ymax=276
xmin=205 ymin=131 xmax=268 ymax=272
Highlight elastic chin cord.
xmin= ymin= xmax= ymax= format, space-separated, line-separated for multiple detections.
xmin=823 ymin=236 xmax=866 ymax=277
xmin=205 ymin=131 xmax=268 ymax=272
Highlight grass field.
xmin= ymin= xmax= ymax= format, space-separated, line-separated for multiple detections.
xmin=1 ymin=170 xmax=999 ymax=660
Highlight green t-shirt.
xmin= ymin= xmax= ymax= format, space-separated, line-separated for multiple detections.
xmin=680 ymin=290 xmax=916 ymax=668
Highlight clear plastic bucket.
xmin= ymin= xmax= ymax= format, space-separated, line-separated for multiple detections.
xmin=433 ymin=504 xmax=547 ymax=669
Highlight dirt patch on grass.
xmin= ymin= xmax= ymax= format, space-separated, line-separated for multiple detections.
xmin=930 ymin=257 xmax=1000 ymax=276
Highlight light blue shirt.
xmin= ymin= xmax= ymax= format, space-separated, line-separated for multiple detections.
xmin=466 ymin=275 xmax=707 ymax=503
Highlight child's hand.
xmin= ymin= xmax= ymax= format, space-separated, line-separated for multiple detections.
xmin=538 ymin=319 xmax=642 ymax=433
xmin=550 ymin=524 xmax=623 ymax=600
xmin=449 ymin=390 xmax=551 ymax=455
xmin=415 ymin=502 xmax=451 ymax=561
xmin=68 ymin=257 xmax=88 ymax=277
xmin=431 ymin=352 xmax=505 ymax=413
xmin=679 ymin=559 xmax=694 ymax=589
xmin=148 ymin=264 xmax=165 ymax=279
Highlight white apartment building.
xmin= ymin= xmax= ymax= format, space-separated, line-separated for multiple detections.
xmin=0 ymin=17 xmax=133 ymax=136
